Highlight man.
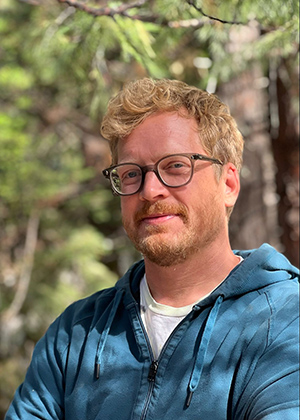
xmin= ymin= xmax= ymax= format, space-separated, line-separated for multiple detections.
xmin=6 ymin=78 xmax=299 ymax=419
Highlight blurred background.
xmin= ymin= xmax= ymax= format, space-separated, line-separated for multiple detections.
xmin=0 ymin=0 xmax=299 ymax=416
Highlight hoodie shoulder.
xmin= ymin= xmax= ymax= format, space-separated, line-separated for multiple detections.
xmin=215 ymin=244 xmax=299 ymax=301
xmin=235 ymin=244 xmax=299 ymax=276
xmin=234 ymin=244 xmax=299 ymax=282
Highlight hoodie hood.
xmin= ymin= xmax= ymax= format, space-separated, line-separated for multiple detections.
xmin=115 ymin=243 xmax=299 ymax=304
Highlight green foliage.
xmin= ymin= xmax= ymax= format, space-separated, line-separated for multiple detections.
xmin=189 ymin=0 xmax=299 ymax=83
xmin=27 ymin=226 xmax=117 ymax=331
xmin=0 ymin=66 xmax=34 ymax=91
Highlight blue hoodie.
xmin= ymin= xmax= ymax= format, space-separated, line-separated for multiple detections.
xmin=6 ymin=244 xmax=299 ymax=419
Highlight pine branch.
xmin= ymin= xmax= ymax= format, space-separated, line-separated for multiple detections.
xmin=26 ymin=0 xmax=246 ymax=29
xmin=23 ymin=0 xmax=275 ymax=31
xmin=57 ymin=0 xmax=148 ymax=18
xmin=54 ymin=0 xmax=172 ymax=25
xmin=186 ymin=0 xmax=246 ymax=25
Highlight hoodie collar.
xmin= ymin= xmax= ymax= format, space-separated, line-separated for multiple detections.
xmin=116 ymin=244 xmax=299 ymax=308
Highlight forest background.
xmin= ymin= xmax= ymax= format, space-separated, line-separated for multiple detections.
xmin=0 ymin=0 xmax=299 ymax=417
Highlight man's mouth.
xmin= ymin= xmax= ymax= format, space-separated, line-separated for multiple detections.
xmin=134 ymin=202 xmax=189 ymax=226
xmin=140 ymin=213 xmax=177 ymax=224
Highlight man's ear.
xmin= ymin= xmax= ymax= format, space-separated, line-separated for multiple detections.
xmin=222 ymin=163 xmax=240 ymax=209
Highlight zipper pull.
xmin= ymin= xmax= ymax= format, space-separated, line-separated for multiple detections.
xmin=186 ymin=389 xmax=193 ymax=407
xmin=148 ymin=360 xmax=158 ymax=382
xmin=95 ymin=363 xmax=100 ymax=379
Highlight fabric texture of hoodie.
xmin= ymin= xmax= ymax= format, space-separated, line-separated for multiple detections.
xmin=5 ymin=244 xmax=299 ymax=420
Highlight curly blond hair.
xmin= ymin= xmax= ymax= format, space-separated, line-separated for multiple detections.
xmin=101 ymin=78 xmax=244 ymax=173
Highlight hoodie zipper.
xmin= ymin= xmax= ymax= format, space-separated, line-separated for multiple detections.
xmin=136 ymin=303 xmax=197 ymax=420
xmin=135 ymin=304 xmax=157 ymax=420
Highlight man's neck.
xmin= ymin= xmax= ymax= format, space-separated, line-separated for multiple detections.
xmin=143 ymin=239 xmax=240 ymax=308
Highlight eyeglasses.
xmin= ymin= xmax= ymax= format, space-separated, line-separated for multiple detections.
xmin=102 ymin=153 xmax=223 ymax=196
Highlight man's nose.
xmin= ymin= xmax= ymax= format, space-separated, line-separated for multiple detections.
xmin=139 ymin=170 xmax=170 ymax=202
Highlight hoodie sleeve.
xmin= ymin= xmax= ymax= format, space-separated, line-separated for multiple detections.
xmin=5 ymin=315 xmax=67 ymax=420
xmin=237 ymin=288 xmax=299 ymax=420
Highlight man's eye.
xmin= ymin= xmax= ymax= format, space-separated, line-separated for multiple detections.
xmin=172 ymin=162 xmax=185 ymax=168
xmin=123 ymin=171 xmax=138 ymax=179
xmin=120 ymin=169 xmax=141 ymax=185
xmin=165 ymin=161 xmax=188 ymax=171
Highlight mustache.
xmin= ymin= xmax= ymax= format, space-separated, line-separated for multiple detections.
xmin=134 ymin=202 xmax=189 ymax=224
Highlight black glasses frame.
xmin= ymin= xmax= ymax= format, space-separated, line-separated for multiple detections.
xmin=102 ymin=153 xmax=223 ymax=196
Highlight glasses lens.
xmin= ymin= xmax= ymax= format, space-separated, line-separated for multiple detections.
xmin=158 ymin=155 xmax=192 ymax=187
xmin=111 ymin=164 xmax=142 ymax=195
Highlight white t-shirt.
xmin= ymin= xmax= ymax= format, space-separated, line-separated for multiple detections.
xmin=140 ymin=275 xmax=209 ymax=359
xmin=140 ymin=257 xmax=243 ymax=359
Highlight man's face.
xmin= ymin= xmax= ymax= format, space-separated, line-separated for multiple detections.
xmin=118 ymin=111 xmax=230 ymax=267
